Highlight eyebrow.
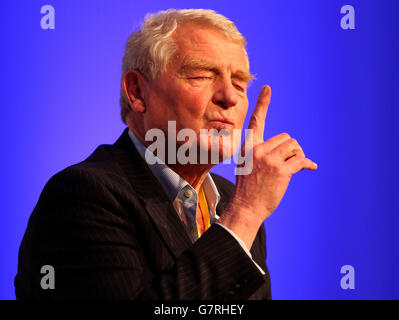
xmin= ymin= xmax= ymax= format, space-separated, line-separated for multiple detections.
xmin=178 ymin=59 xmax=255 ymax=84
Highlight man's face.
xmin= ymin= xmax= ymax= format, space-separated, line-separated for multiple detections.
xmin=139 ymin=23 xmax=252 ymax=161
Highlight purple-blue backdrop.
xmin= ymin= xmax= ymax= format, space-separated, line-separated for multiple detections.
xmin=1 ymin=0 xmax=398 ymax=299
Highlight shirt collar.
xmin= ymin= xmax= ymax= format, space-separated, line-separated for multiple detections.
xmin=128 ymin=129 xmax=220 ymax=214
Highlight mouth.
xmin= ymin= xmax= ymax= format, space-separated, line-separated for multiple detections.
xmin=208 ymin=117 xmax=234 ymax=129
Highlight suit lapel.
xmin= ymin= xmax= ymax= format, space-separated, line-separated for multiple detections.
xmin=214 ymin=191 xmax=229 ymax=217
xmin=144 ymin=201 xmax=193 ymax=257
xmin=111 ymin=129 xmax=192 ymax=259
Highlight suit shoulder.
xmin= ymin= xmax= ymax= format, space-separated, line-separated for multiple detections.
xmin=43 ymin=144 xmax=129 ymax=200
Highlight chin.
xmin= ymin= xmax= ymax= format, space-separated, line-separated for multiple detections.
xmin=199 ymin=135 xmax=240 ymax=165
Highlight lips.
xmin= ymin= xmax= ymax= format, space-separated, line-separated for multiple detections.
xmin=209 ymin=117 xmax=234 ymax=128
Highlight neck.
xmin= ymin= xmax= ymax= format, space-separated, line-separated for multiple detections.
xmin=128 ymin=123 xmax=214 ymax=193
xmin=169 ymin=163 xmax=214 ymax=193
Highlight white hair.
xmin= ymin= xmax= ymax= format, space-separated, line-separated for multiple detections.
xmin=119 ymin=8 xmax=248 ymax=123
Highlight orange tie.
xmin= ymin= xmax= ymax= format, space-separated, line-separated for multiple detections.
xmin=197 ymin=186 xmax=211 ymax=238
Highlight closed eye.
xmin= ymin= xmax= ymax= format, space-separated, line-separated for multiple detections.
xmin=189 ymin=76 xmax=213 ymax=80
xmin=233 ymin=83 xmax=245 ymax=92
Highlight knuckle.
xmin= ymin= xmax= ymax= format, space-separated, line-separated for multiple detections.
xmin=248 ymin=118 xmax=257 ymax=129
xmin=275 ymin=165 xmax=286 ymax=176
xmin=264 ymin=155 xmax=275 ymax=168
xmin=289 ymin=138 xmax=298 ymax=146
xmin=271 ymin=159 xmax=280 ymax=169
xmin=253 ymin=146 xmax=263 ymax=159
xmin=295 ymin=148 xmax=305 ymax=157
xmin=280 ymin=132 xmax=290 ymax=139
xmin=251 ymin=114 xmax=262 ymax=124
xmin=271 ymin=149 xmax=283 ymax=161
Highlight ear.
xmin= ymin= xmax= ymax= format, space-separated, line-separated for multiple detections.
xmin=123 ymin=70 xmax=146 ymax=113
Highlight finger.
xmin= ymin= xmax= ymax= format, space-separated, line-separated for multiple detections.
xmin=271 ymin=138 xmax=305 ymax=161
xmin=247 ymin=85 xmax=271 ymax=145
xmin=284 ymin=148 xmax=305 ymax=162
xmin=263 ymin=132 xmax=291 ymax=152
xmin=284 ymin=155 xmax=318 ymax=173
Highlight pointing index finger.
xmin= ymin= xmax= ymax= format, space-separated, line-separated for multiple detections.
xmin=248 ymin=85 xmax=271 ymax=144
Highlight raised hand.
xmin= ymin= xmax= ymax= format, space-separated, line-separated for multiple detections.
xmin=219 ymin=85 xmax=317 ymax=250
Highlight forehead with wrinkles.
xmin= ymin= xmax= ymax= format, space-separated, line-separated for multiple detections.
xmin=168 ymin=23 xmax=252 ymax=80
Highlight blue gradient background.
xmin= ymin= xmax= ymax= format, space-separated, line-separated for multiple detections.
xmin=1 ymin=0 xmax=398 ymax=299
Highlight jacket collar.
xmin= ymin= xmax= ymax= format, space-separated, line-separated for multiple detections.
xmin=111 ymin=128 xmax=192 ymax=259
xmin=110 ymin=128 xmax=229 ymax=259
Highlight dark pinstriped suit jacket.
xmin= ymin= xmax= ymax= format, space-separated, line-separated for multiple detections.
xmin=15 ymin=128 xmax=271 ymax=300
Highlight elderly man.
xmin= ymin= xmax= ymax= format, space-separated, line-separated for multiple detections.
xmin=15 ymin=9 xmax=316 ymax=300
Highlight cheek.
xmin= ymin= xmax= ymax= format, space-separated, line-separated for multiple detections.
xmin=236 ymin=101 xmax=249 ymax=127
xmin=178 ymin=91 xmax=209 ymax=119
xmin=146 ymin=84 xmax=184 ymax=125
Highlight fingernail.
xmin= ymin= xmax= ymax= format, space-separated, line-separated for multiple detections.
xmin=263 ymin=86 xmax=268 ymax=94
xmin=313 ymin=162 xmax=318 ymax=169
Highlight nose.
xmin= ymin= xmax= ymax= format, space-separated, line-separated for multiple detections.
xmin=211 ymin=78 xmax=238 ymax=109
